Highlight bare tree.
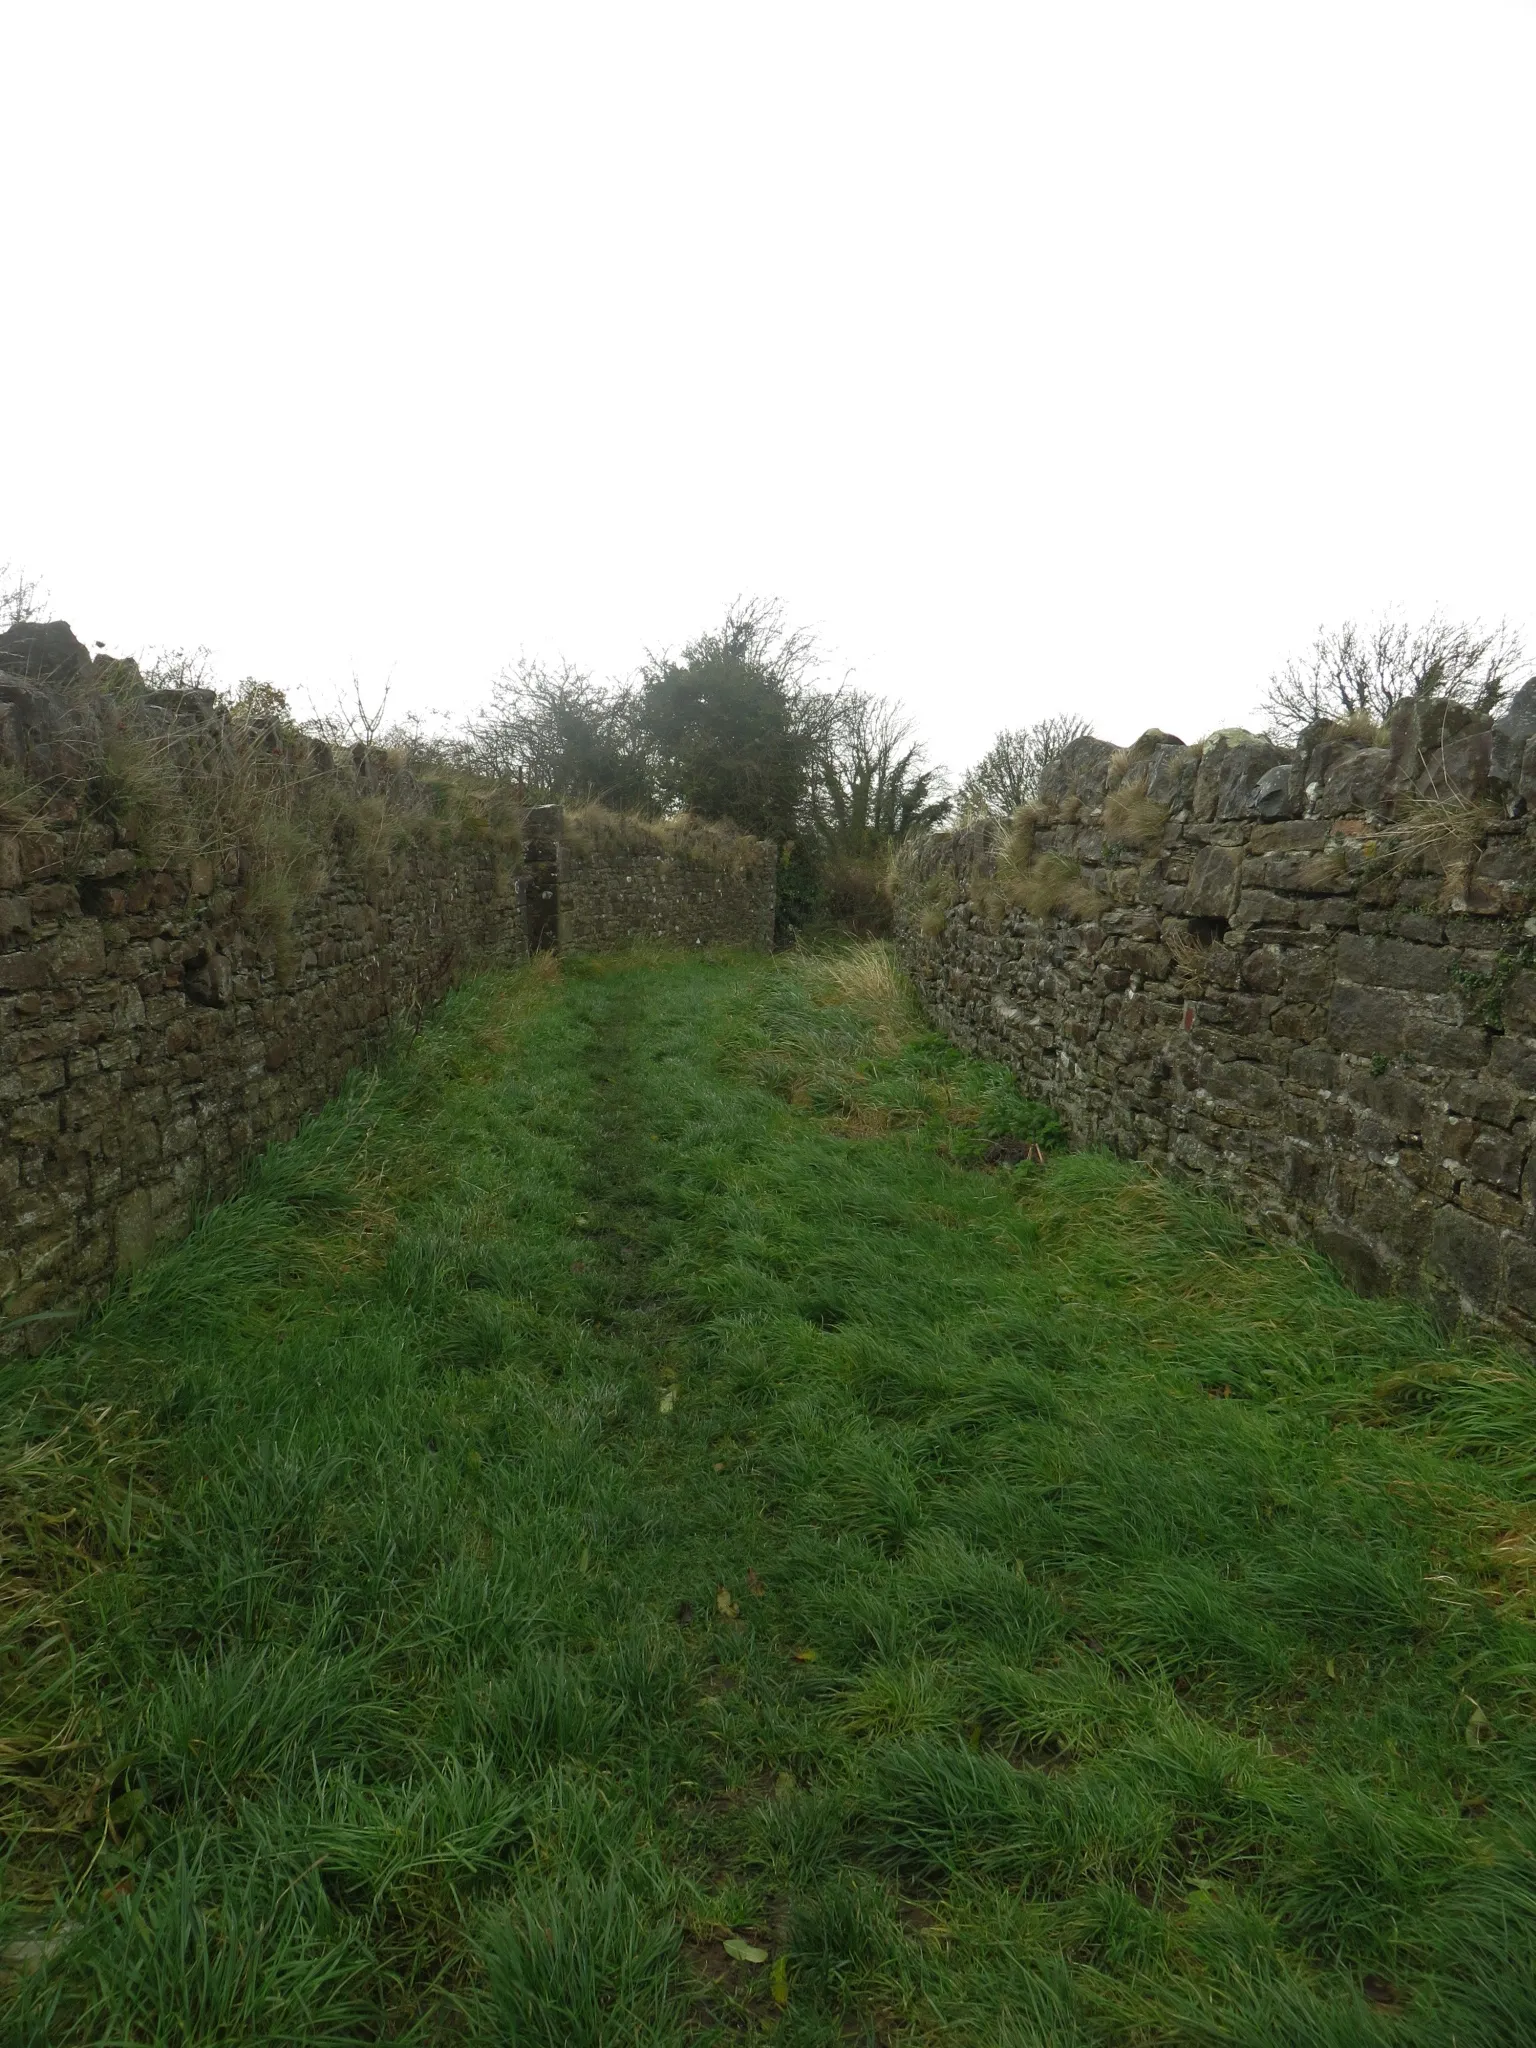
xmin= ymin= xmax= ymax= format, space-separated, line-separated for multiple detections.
xmin=1261 ymin=614 xmax=1529 ymax=742
xmin=306 ymin=678 xmax=397 ymax=763
xmin=955 ymin=715 xmax=1091 ymax=823
xmin=465 ymin=657 xmax=651 ymax=808
xmin=141 ymin=646 xmax=219 ymax=692
xmin=0 ymin=565 xmax=47 ymax=629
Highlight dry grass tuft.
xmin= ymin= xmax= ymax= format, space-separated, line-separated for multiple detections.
xmin=1380 ymin=795 xmax=1501 ymax=877
xmin=909 ymin=862 xmax=959 ymax=939
xmin=4 ymin=671 xmax=523 ymax=946
xmin=1326 ymin=709 xmax=1390 ymax=745
xmin=1001 ymin=806 xmax=1039 ymax=872
xmin=1101 ymin=785 xmax=1170 ymax=849
xmin=0 ymin=764 xmax=53 ymax=834
xmin=560 ymin=803 xmax=766 ymax=874
xmin=1163 ymin=919 xmax=1211 ymax=976
xmin=801 ymin=939 xmax=912 ymax=1017
xmin=980 ymin=849 xmax=1104 ymax=925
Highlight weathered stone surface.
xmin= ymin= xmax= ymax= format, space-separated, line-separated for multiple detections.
xmin=1207 ymin=741 xmax=1288 ymax=822
xmin=1335 ymin=932 xmax=1451 ymax=994
xmin=0 ymin=620 xmax=92 ymax=683
xmin=1495 ymin=677 xmax=1536 ymax=747
xmin=2 ymin=830 xmax=526 ymax=1350
xmin=1250 ymin=763 xmax=1300 ymax=821
xmin=1317 ymin=747 xmax=1392 ymax=818
xmin=559 ymin=843 xmax=775 ymax=955
xmin=1039 ymin=736 xmax=1120 ymax=807
xmin=1145 ymin=744 xmax=1201 ymax=810
xmin=1418 ymin=729 xmax=1493 ymax=802
xmin=1428 ymin=1205 xmax=1503 ymax=1314
xmin=896 ymin=743 xmax=1536 ymax=1347
xmin=1184 ymin=844 xmax=1244 ymax=919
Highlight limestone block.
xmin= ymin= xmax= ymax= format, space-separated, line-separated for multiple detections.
xmin=1317 ymin=747 xmax=1392 ymax=819
xmin=1184 ymin=844 xmax=1243 ymax=919
xmin=1428 ymin=1204 xmax=1504 ymax=1312
xmin=1416 ymin=728 xmax=1493 ymax=802
xmin=1335 ymin=933 xmax=1451 ymax=994
xmin=1250 ymin=763 xmax=1302 ymax=820
xmin=1212 ymin=741 xmax=1289 ymax=821
xmin=1504 ymin=1235 xmax=1536 ymax=1322
xmin=1144 ymin=744 xmax=1201 ymax=809
xmin=1327 ymin=982 xmax=1412 ymax=1055
xmin=1038 ymin=736 xmax=1119 ymax=807
xmin=50 ymin=922 xmax=106 ymax=978
xmin=0 ymin=950 xmax=50 ymax=991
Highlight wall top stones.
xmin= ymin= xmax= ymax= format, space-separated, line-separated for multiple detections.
xmin=1038 ymin=680 xmax=1536 ymax=831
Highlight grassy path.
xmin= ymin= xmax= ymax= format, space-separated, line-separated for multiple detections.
xmin=4 ymin=948 xmax=1536 ymax=2045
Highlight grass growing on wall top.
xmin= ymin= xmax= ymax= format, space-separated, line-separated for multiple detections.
xmin=560 ymin=802 xmax=768 ymax=873
xmin=3 ymin=945 xmax=1536 ymax=2043
xmin=1 ymin=665 xmax=522 ymax=948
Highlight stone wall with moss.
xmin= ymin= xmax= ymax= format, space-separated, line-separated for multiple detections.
xmin=895 ymin=688 xmax=1536 ymax=1343
xmin=555 ymin=810 xmax=776 ymax=954
xmin=1 ymin=632 xmax=526 ymax=1351
xmin=1 ymin=813 xmax=524 ymax=1350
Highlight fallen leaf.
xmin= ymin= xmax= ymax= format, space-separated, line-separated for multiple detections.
xmin=659 ymin=1387 xmax=677 ymax=1414
xmin=790 ymin=1647 xmax=817 ymax=1663
xmin=746 ymin=1568 xmax=765 ymax=1598
xmin=771 ymin=1954 xmax=789 ymax=2005
xmin=724 ymin=1936 xmax=768 ymax=1965
xmin=712 ymin=1461 xmax=726 ymax=1472
xmin=716 ymin=1585 xmax=740 ymax=1619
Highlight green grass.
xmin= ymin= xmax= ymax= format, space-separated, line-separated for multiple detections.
xmin=4 ymin=944 xmax=1536 ymax=2044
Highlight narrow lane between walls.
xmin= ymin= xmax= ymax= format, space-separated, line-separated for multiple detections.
xmin=4 ymin=947 xmax=1535 ymax=2046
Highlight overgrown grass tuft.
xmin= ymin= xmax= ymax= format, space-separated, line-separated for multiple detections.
xmin=3 ymin=947 xmax=1535 ymax=2043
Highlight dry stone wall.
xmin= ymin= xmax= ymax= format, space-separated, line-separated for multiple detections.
xmin=896 ymin=689 xmax=1536 ymax=1344
xmin=558 ymin=838 xmax=776 ymax=954
xmin=2 ymin=799 xmax=524 ymax=1354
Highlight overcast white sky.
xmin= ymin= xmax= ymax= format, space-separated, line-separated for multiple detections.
xmin=4 ymin=0 xmax=1534 ymax=779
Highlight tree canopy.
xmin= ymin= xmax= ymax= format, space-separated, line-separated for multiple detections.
xmin=636 ymin=599 xmax=832 ymax=842
xmin=466 ymin=658 xmax=651 ymax=811
xmin=809 ymin=693 xmax=949 ymax=854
